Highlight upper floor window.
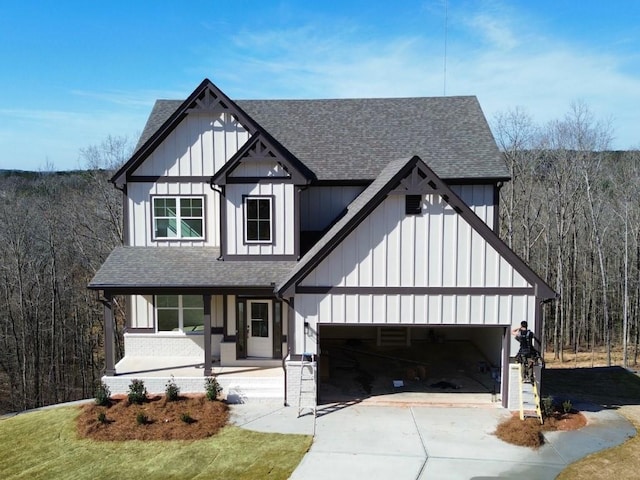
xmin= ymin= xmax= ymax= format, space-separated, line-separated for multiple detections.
xmin=153 ymin=196 xmax=204 ymax=240
xmin=244 ymin=196 xmax=272 ymax=243
xmin=156 ymin=295 xmax=204 ymax=333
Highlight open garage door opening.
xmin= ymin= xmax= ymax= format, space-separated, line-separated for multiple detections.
xmin=317 ymin=324 xmax=506 ymax=406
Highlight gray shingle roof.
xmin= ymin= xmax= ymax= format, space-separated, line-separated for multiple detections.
xmin=89 ymin=247 xmax=295 ymax=290
xmin=134 ymin=96 xmax=508 ymax=181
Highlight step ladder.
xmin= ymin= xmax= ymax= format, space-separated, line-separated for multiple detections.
xmin=519 ymin=364 xmax=543 ymax=423
xmin=298 ymin=354 xmax=317 ymax=418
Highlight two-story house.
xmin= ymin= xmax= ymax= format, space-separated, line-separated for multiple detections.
xmin=89 ymin=79 xmax=555 ymax=408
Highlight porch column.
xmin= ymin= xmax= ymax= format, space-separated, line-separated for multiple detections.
xmin=203 ymin=294 xmax=212 ymax=376
xmin=103 ymin=293 xmax=116 ymax=376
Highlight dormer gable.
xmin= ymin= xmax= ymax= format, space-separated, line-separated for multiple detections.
xmin=210 ymin=132 xmax=314 ymax=186
xmin=111 ymin=79 xmax=261 ymax=187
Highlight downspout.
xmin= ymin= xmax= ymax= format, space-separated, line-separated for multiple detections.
xmin=209 ymin=179 xmax=225 ymax=261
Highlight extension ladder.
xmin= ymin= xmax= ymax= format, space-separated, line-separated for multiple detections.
xmin=297 ymin=354 xmax=317 ymax=418
xmin=519 ymin=363 xmax=543 ymax=423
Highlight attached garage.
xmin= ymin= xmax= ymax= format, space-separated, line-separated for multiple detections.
xmin=317 ymin=324 xmax=508 ymax=405
xmin=279 ymin=157 xmax=555 ymax=408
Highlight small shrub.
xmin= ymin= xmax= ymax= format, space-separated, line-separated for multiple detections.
xmin=165 ymin=376 xmax=180 ymax=402
xmin=97 ymin=412 xmax=107 ymax=424
xmin=180 ymin=412 xmax=195 ymax=424
xmin=205 ymin=376 xmax=223 ymax=401
xmin=562 ymin=399 xmax=573 ymax=414
xmin=128 ymin=379 xmax=147 ymax=405
xmin=136 ymin=412 xmax=149 ymax=425
xmin=94 ymin=382 xmax=111 ymax=406
xmin=541 ymin=396 xmax=554 ymax=418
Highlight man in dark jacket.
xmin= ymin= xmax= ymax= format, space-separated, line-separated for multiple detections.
xmin=512 ymin=321 xmax=540 ymax=363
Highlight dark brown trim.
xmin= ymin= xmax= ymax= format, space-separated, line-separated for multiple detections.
xmin=220 ymin=185 xmax=227 ymax=257
xmin=103 ymin=293 xmax=115 ymax=376
xmin=225 ymin=335 xmax=237 ymax=342
xmin=493 ymin=182 xmax=501 ymax=234
xmin=91 ymin=286 xmax=277 ymax=296
xmin=295 ymin=286 xmax=535 ymax=295
xmin=501 ymin=326 xmax=509 ymax=408
xmin=126 ymin=327 xmax=155 ymax=334
xmin=222 ymin=294 xmax=229 ymax=341
xmin=128 ymin=176 xmax=212 ymax=183
xmin=122 ymin=186 xmax=129 ymax=245
xmin=242 ymin=194 xmax=275 ymax=246
xmin=210 ymin=131 xmax=314 ymax=187
xmin=225 ymin=176 xmax=294 ymax=185
xmin=212 ymin=327 xmax=224 ymax=335
xmin=203 ymin=294 xmax=212 ymax=376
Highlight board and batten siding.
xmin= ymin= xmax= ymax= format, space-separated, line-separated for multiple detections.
xmin=450 ymin=184 xmax=495 ymax=229
xmin=229 ymin=160 xmax=290 ymax=178
xmin=127 ymin=183 xmax=219 ymax=247
xmin=131 ymin=113 xmax=250 ymax=177
xmin=300 ymin=193 xmax=526 ymax=288
xmin=293 ymin=189 xmax=526 ymax=355
xmin=225 ymin=183 xmax=296 ymax=256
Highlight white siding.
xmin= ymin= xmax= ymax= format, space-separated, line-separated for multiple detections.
xmin=131 ymin=113 xmax=250 ymax=177
xmin=229 ymin=160 xmax=289 ymax=178
xmin=225 ymin=183 xmax=295 ymax=256
xmin=451 ymin=184 xmax=495 ymax=229
xmin=300 ymin=193 xmax=529 ymax=288
xmin=294 ymin=293 xmax=536 ymax=354
xmin=300 ymin=186 xmax=365 ymax=231
xmin=127 ymin=183 xmax=219 ymax=247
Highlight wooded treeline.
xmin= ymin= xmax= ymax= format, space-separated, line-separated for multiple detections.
xmin=0 ymin=137 xmax=129 ymax=413
xmin=495 ymin=103 xmax=639 ymax=367
xmin=0 ymin=105 xmax=638 ymax=413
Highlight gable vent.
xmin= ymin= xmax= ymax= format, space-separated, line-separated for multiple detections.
xmin=405 ymin=194 xmax=423 ymax=215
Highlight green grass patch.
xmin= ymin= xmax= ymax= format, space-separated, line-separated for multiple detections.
xmin=0 ymin=406 xmax=312 ymax=480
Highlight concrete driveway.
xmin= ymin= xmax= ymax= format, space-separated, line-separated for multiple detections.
xmin=230 ymin=401 xmax=635 ymax=480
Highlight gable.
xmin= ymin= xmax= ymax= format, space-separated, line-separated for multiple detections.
xmin=112 ymin=79 xmax=261 ymax=186
xmin=278 ymin=156 xmax=554 ymax=299
xmin=299 ymin=190 xmax=528 ymax=289
xmin=211 ymin=132 xmax=314 ymax=185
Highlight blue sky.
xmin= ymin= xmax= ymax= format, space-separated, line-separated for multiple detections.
xmin=1 ymin=0 xmax=639 ymax=171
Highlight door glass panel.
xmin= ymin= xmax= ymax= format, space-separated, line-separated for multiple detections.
xmin=250 ymin=302 xmax=269 ymax=337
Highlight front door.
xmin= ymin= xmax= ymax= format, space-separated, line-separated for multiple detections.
xmin=247 ymin=300 xmax=272 ymax=358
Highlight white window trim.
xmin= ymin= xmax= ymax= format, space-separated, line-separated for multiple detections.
xmin=243 ymin=196 xmax=273 ymax=244
xmin=152 ymin=196 xmax=205 ymax=241
xmin=155 ymin=295 xmax=204 ymax=334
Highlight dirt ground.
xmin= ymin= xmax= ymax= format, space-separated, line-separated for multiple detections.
xmin=77 ymin=394 xmax=229 ymax=441
xmin=544 ymin=345 xmax=639 ymax=370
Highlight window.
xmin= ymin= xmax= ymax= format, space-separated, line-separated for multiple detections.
xmin=156 ymin=295 xmax=204 ymax=333
xmin=405 ymin=194 xmax=423 ymax=215
xmin=153 ymin=196 xmax=204 ymax=240
xmin=250 ymin=301 xmax=269 ymax=337
xmin=244 ymin=197 xmax=272 ymax=243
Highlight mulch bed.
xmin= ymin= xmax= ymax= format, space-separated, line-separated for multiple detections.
xmin=495 ymin=410 xmax=587 ymax=448
xmin=77 ymin=394 xmax=229 ymax=441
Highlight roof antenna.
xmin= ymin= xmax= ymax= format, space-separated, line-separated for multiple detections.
xmin=443 ymin=0 xmax=448 ymax=96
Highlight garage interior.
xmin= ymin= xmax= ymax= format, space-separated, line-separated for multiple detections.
xmin=317 ymin=325 xmax=505 ymax=406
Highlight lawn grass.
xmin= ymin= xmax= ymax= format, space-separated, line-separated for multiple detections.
xmin=0 ymin=406 xmax=312 ymax=480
